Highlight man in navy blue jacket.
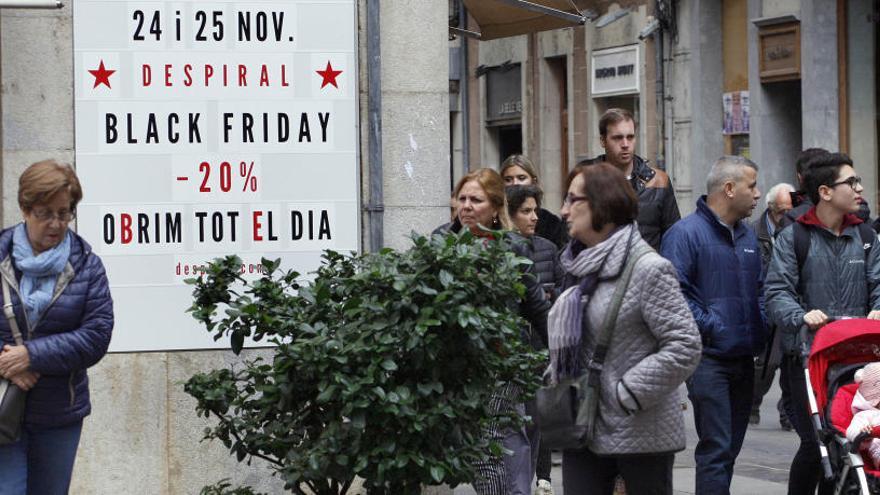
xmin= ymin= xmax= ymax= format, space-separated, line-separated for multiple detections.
xmin=661 ymin=155 xmax=767 ymax=495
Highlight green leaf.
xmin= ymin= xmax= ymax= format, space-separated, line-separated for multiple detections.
xmin=316 ymin=385 xmax=336 ymax=403
xmin=185 ymin=233 xmax=543 ymax=491
xmin=230 ymin=330 xmax=244 ymax=355
xmin=430 ymin=465 xmax=445 ymax=483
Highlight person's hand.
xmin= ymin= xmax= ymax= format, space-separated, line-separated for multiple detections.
xmin=868 ymin=310 xmax=880 ymax=320
xmin=8 ymin=370 xmax=39 ymax=391
xmin=0 ymin=345 xmax=30 ymax=378
xmin=803 ymin=310 xmax=829 ymax=330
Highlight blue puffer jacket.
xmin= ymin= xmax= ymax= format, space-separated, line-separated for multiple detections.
xmin=661 ymin=197 xmax=767 ymax=358
xmin=0 ymin=225 xmax=113 ymax=428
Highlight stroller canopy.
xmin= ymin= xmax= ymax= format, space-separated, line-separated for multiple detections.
xmin=808 ymin=319 xmax=880 ymax=413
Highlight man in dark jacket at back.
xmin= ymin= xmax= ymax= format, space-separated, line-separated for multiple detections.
xmin=766 ymin=152 xmax=880 ymax=495
xmin=750 ymin=182 xmax=795 ymax=430
xmin=661 ymin=156 xmax=767 ymax=495
xmin=593 ymin=108 xmax=680 ymax=250
xmin=777 ymin=147 xmax=870 ymax=228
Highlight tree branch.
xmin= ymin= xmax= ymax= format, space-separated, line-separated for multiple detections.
xmin=209 ymin=410 xmax=284 ymax=468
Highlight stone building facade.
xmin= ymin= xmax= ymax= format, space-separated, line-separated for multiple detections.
xmin=451 ymin=0 xmax=879 ymax=217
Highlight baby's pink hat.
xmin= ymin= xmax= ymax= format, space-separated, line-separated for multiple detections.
xmin=856 ymin=363 xmax=880 ymax=407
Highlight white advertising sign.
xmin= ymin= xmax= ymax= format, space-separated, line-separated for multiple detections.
xmin=591 ymin=45 xmax=640 ymax=97
xmin=73 ymin=1 xmax=359 ymax=352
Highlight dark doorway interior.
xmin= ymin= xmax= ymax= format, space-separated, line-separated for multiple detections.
xmin=498 ymin=124 xmax=523 ymax=164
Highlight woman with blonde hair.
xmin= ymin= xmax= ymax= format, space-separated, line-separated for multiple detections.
xmin=433 ymin=168 xmax=549 ymax=495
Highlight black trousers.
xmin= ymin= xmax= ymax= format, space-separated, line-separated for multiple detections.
xmin=780 ymin=355 xmax=833 ymax=495
xmin=535 ymin=445 xmax=551 ymax=481
xmin=562 ymin=448 xmax=674 ymax=495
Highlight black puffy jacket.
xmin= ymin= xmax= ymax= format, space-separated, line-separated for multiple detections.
xmin=519 ymin=235 xmax=562 ymax=302
xmin=536 ymin=208 xmax=568 ymax=250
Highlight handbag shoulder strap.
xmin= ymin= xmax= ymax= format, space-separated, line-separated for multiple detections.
xmin=586 ymin=244 xmax=652 ymax=378
xmin=1 ymin=275 xmax=23 ymax=346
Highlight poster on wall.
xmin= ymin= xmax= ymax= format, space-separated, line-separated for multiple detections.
xmin=73 ymin=1 xmax=359 ymax=352
xmin=722 ymin=91 xmax=750 ymax=135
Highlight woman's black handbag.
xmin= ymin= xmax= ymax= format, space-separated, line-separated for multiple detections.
xmin=0 ymin=380 xmax=26 ymax=444
xmin=536 ymin=245 xmax=649 ymax=450
xmin=0 ymin=273 xmax=27 ymax=444
xmin=535 ymin=372 xmax=593 ymax=449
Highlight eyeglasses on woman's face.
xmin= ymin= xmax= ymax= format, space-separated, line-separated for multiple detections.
xmin=562 ymin=193 xmax=588 ymax=207
xmin=30 ymin=208 xmax=75 ymax=223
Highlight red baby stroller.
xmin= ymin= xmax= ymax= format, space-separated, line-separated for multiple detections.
xmin=806 ymin=318 xmax=880 ymax=494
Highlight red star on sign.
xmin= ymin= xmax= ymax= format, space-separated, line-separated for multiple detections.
xmin=316 ymin=61 xmax=342 ymax=89
xmin=88 ymin=60 xmax=116 ymax=89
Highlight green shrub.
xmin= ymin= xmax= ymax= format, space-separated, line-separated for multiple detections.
xmin=184 ymin=231 xmax=544 ymax=494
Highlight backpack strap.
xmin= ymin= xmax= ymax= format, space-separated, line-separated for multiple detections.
xmin=793 ymin=221 xmax=875 ymax=282
xmin=858 ymin=222 xmax=876 ymax=253
xmin=793 ymin=222 xmax=810 ymax=274
xmin=585 ymin=244 xmax=652 ymax=386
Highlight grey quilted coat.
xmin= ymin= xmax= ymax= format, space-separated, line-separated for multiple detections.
xmin=565 ymin=235 xmax=701 ymax=455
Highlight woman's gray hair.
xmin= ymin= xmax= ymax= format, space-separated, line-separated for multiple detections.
xmin=706 ymin=155 xmax=759 ymax=194
xmin=764 ymin=182 xmax=795 ymax=208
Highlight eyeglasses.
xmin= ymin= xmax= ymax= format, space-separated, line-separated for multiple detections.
xmin=31 ymin=209 xmax=75 ymax=222
xmin=830 ymin=176 xmax=862 ymax=190
xmin=563 ymin=194 xmax=588 ymax=207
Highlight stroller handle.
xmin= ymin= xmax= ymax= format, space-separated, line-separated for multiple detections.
xmin=799 ymin=316 xmax=852 ymax=360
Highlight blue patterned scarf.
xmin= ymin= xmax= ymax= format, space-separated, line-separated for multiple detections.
xmin=12 ymin=223 xmax=71 ymax=326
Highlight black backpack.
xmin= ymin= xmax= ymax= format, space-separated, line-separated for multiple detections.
xmin=792 ymin=221 xmax=876 ymax=273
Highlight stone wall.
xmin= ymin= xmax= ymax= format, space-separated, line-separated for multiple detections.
xmin=1 ymin=1 xmax=450 ymax=493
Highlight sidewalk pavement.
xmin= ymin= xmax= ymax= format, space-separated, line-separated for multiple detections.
xmin=455 ymin=384 xmax=795 ymax=494
xmin=453 ymin=451 xmax=789 ymax=495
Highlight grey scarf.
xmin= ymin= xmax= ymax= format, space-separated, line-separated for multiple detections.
xmin=547 ymin=224 xmax=635 ymax=383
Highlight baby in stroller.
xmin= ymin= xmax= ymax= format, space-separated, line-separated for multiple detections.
xmin=846 ymin=363 xmax=880 ymax=468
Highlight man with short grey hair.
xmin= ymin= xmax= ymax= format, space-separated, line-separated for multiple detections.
xmin=661 ymin=156 xmax=768 ymax=495
xmin=750 ymin=182 xmax=795 ymax=430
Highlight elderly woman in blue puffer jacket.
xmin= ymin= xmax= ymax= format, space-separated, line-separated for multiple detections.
xmin=0 ymin=159 xmax=113 ymax=495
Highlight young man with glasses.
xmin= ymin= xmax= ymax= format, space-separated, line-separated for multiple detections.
xmin=766 ymin=152 xmax=880 ymax=495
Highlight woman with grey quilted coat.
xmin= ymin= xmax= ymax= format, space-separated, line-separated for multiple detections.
xmin=550 ymin=163 xmax=701 ymax=494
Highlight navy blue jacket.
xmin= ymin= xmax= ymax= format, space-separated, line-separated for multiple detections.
xmin=660 ymin=197 xmax=767 ymax=358
xmin=0 ymin=226 xmax=113 ymax=428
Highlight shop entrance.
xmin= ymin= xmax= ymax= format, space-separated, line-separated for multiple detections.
xmin=497 ymin=124 xmax=523 ymax=163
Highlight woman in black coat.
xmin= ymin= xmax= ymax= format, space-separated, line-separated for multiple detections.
xmin=506 ymin=184 xmax=561 ymax=495
xmin=506 ymin=185 xmax=563 ymax=305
